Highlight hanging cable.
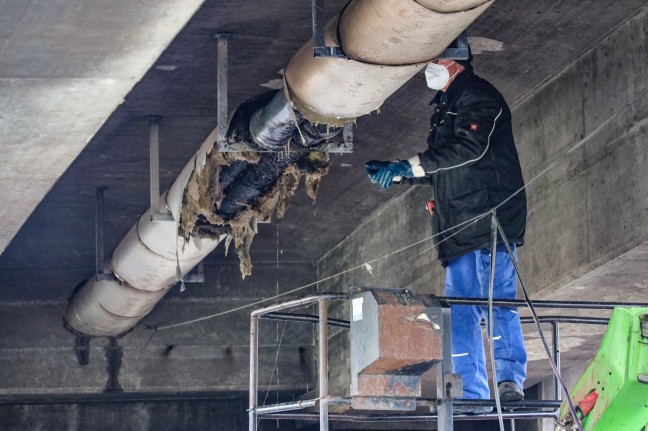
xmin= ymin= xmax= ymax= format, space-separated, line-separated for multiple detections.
xmin=492 ymin=215 xmax=584 ymax=431
xmin=152 ymin=96 xmax=610 ymax=337
xmin=262 ymin=321 xmax=288 ymax=407
xmin=152 ymin=209 xmax=491 ymax=331
xmin=487 ymin=211 xmax=506 ymax=431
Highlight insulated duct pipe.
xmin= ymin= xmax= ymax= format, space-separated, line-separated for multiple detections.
xmin=65 ymin=0 xmax=494 ymax=337
xmin=284 ymin=0 xmax=493 ymax=125
xmin=66 ymin=129 xmax=227 ymax=336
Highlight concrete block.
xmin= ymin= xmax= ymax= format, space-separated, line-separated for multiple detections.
xmin=350 ymin=290 xmax=443 ymax=400
xmin=0 ymin=399 xmax=253 ymax=431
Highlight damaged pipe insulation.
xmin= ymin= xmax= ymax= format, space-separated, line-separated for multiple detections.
xmin=185 ymin=151 xmax=332 ymax=277
xmin=65 ymin=0 xmax=495 ymax=337
xmin=65 ymin=122 xmax=331 ymax=337
xmin=65 ymin=128 xmax=228 ymax=337
xmin=180 ymin=89 xmax=336 ymax=276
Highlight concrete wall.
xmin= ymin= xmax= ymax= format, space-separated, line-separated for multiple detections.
xmin=0 ymin=400 xmax=249 ymax=431
xmin=0 ymin=399 xmax=306 ymax=431
xmin=514 ymin=6 xmax=648 ymax=293
xmin=317 ymin=5 xmax=648 ymax=396
xmin=0 ymin=260 xmax=316 ymax=395
xmin=0 ymin=258 xmax=316 ymax=429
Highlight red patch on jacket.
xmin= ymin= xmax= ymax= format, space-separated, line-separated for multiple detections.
xmin=469 ymin=123 xmax=480 ymax=132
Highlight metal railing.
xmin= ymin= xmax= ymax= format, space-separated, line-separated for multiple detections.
xmin=249 ymin=294 xmax=346 ymax=431
xmin=246 ymin=291 xmax=641 ymax=431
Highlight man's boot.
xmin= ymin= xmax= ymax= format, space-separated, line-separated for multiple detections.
xmin=498 ymin=381 xmax=524 ymax=401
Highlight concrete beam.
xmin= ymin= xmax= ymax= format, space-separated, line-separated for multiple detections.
xmin=0 ymin=0 xmax=205 ymax=254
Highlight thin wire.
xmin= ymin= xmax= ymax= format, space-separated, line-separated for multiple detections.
xmin=371 ymin=155 xmax=556 ymax=277
xmin=153 ymin=157 xmax=553 ymax=331
xmin=153 ymin=210 xmax=491 ymax=331
xmin=153 ymin=234 xmax=438 ymax=330
xmin=141 ymin=326 xmax=157 ymax=349
xmin=152 ymin=109 xmax=585 ymax=332
xmin=156 ymin=72 xmax=648 ymax=333
xmin=274 ymin=156 xmax=281 ymax=427
xmin=372 ymin=211 xmax=490 ymax=278
xmin=263 ymin=321 xmax=288 ymax=406
xmin=256 ymin=303 xmax=313 ymax=429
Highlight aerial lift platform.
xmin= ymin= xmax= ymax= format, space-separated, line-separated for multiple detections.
xmin=248 ymin=213 xmax=648 ymax=431
xmin=248 ymin=290 xmax=648 ymax=431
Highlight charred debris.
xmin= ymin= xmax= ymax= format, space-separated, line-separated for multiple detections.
xmin=179 ymin=90 xmax=342 ymax=277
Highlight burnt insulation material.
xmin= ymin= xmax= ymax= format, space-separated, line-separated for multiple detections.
xmin=218 ymin=159 xmax=249 ymax=190
xmin=180 ymin=147 xmax=329 ymax=278
xmin=179 ymin=90 xmax=338 ymax=278
xmin=291 ymin=120 xmax=342 ymax=147
xmin=248 ymin=91 xmax=296 ymax=151
xmin=217 ymin=152 xmax=302 ymax=217
xmin=229 ymin=89 xmax=342 ymax=150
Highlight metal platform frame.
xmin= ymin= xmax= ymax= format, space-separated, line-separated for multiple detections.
xmin=249 ymin=212 xmax=648 ymax=431
xmin=248 ymin=292 xmax=648 ymax=431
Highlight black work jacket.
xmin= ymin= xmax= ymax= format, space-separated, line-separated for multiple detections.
xmin=418 ymin=70 xmax=527 ymax=264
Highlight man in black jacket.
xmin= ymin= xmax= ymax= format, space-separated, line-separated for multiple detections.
xmin=366 ymin=52 xmax=527 ymax=411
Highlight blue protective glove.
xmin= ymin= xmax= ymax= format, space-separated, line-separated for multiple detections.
xmin=365 ymin=160 xmax=414 ymax=189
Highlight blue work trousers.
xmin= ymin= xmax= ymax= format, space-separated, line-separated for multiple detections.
xmin=444 ymin=244 xmax=527 ymax=399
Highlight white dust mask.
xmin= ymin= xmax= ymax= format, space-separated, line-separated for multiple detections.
xmin=425 ymin=63 xmax=450 ymax=90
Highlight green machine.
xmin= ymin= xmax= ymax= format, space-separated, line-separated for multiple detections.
xmin=556 ymin=307 xmax=648 ymax=430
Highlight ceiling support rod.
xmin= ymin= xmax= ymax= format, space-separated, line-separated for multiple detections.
xmin=95 ymin=186 xmax=106 ymax=277
xmin=149 ymin=116 xmax=161 ymax=215
xmin=149 ymin=116 xmax=173 ymax=221
xmin=216 ymin=33 xmax=230 ymax=147
xmin=148 ymin=115 xmax=201 ymax=282
xmin=95 ymin=186 xmax=115 ymax=280
xmin=94 ymin=186 xmax=116 ymax=281
xmin=312 ymin=0 xmax=346 ymax=58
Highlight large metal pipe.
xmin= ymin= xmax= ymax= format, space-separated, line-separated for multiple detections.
xmin=66 ymin=0 xmax=494 ymax=337
xmin=249 ymin=90 xmax=295 ymax=151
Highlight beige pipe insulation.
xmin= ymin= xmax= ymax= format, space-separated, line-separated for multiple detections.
xmin=65 ymin=0 xmax=494 ymax=337
xmin=66 ymin=130 xmax=227 ymax=337
xmin=418 ymin=0 xmax=491 ymax=12
xmin=285 ymin=0 xmax=492 ymax=125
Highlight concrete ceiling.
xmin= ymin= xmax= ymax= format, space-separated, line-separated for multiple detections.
xmin=0 ymin=0 xmax=205 ymax=255
xmin=1 ymin=0 xmax=647 ymax=409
